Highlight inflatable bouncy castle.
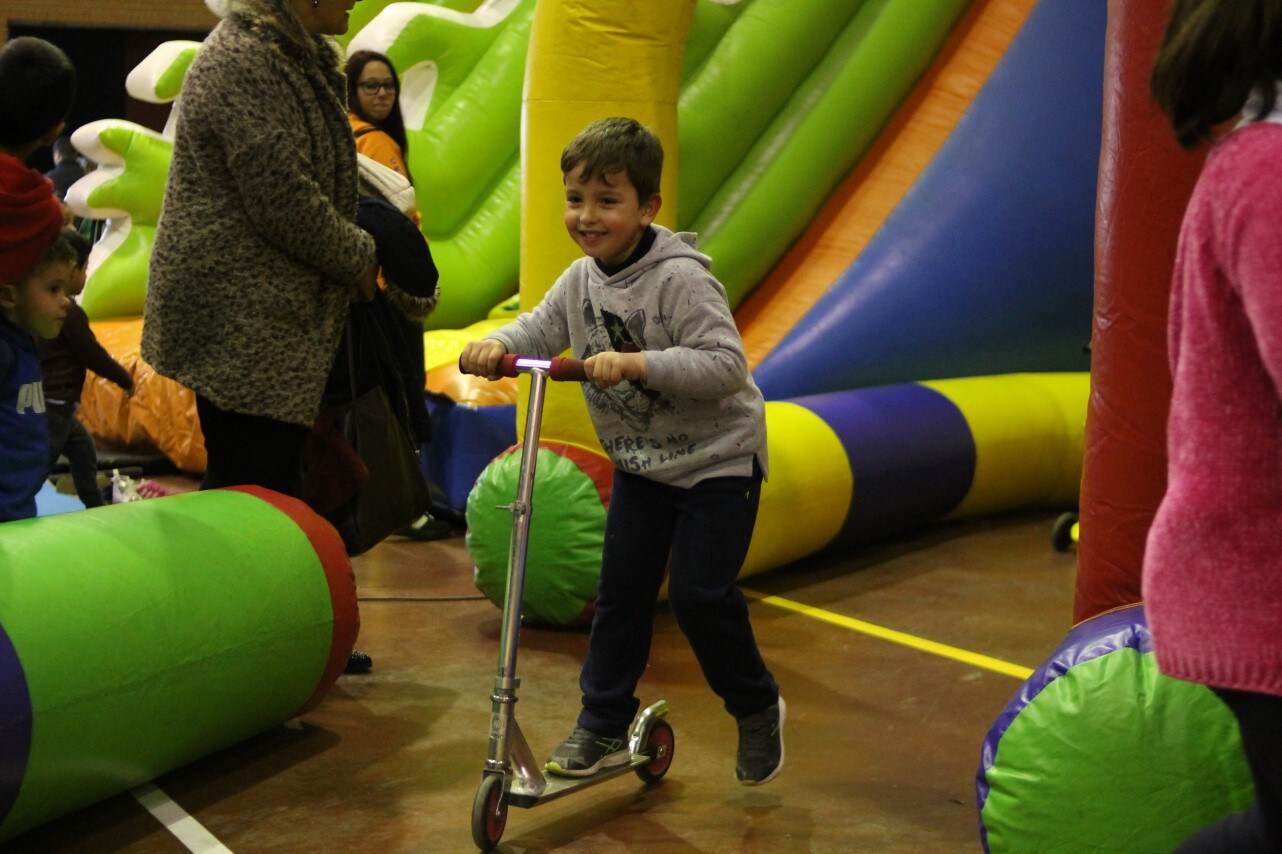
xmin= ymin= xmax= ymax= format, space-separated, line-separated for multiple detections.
xmin=64 ymin=0 xmax=1098 ymax=623
xmin=20 ymin=1 xmax=1232 ymax=844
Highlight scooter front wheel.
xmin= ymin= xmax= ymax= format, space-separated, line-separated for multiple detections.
xmin=471 ymin=773 xmax=508 ymax=850
xmin=636 ymin=718 xmax=675 ymax=784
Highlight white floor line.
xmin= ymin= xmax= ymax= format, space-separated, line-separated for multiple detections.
xmin=131 ymin=782 xmax=233 ymax=853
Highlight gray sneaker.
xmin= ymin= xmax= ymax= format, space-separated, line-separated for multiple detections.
xmin=736 ymin=696 xmax=785 ymax=785
xmin=545 ymin=726 xmax=630 ymax=777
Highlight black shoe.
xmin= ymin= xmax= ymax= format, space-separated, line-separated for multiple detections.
xmin=545 ymin=726 xmax=630 ymax=777
xmin=736 ymin=696 xmax=785 ymax=785
xmin=345 ymin=650 xmax=373 ymax=674
xmin=397 ymin=513 xmax=453 ymax=541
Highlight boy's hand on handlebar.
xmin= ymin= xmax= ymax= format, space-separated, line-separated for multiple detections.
xmin=460 ymin=339 xmax=508 ymax=379
xmin=584 ymin=351 xmax=647 ymax=389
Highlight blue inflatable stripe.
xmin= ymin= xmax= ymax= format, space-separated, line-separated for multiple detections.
xmin=424 ymin=401 xmax=517 ymax=512
xmin=0 ymin=621 xmax=31 ymax=826
xmin=790 ymin=384 xmax=974 ymax=547
xmin=753 ymin=0 xmax=1107 ymax=400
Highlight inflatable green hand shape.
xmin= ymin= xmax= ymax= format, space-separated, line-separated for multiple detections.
xmin=64 ymin=41 xmax=199 ymax=320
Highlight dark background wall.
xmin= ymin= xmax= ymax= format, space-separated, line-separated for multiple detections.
xmin=13 ymin=24 xmax=210 ymax=172
xmin=2 ymin=1 xmax=216 ymax=170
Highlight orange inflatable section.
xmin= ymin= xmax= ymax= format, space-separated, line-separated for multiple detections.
xmin=79 ymin=317 xmax=207 ymax=473
xmin=737 ymin=0 xmax=1039 ymax=368
xmin=427 ymin=364 xmax=516 ymax=407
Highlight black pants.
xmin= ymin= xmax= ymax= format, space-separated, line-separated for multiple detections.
xmin=196 ymin=395 xmax=309 ymax=498
xmin=577 ymin=460 xmax=778 ymax=736
xmin=1176 ymin=688 xmax=1282 ymax=852
xmin=46 ymin=401 xmax=104 ymax=508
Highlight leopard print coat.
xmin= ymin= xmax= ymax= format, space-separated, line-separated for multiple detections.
xmin=142 ymin=0 xmax=376 ymax=427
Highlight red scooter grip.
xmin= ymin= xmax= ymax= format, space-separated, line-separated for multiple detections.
xmin=496 ymin=354 xmax=588 ymax=382
xmin=548 ymin=357 xmax=588 ymax=382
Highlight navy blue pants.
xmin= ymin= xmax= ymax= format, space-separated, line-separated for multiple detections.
xmin=1176 ymin=688 xmax=1282 ymax=852
xmin=577 ymin=460 xmax=779 ymax=736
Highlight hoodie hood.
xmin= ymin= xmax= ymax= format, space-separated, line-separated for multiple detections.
xmin=593 ymin=225 xmax=713 ymax=286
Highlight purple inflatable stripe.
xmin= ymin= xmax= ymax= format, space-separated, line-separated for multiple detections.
xmin=0 ymin=620 xmax=32 ymax=827
xmin=790 ymin=384 xmax=975 ymax=546
xmin=974 ymin=604 xmax=1149 ymax=843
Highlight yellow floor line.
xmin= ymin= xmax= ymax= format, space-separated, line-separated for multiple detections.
xmin=741 ymin=588 xmax=1034 ymax=680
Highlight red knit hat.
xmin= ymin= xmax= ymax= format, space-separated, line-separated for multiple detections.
xmin=0 ymin=152 xmax=64 ymax=286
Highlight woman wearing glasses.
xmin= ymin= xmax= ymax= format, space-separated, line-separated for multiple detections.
xmin=343 ymin=49 xmax=451 ymax=543
xmin=346 ymin=50 xmax=412 ymax=184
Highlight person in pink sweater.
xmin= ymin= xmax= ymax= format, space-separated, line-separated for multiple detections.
xmin=1147 ymin=1 xmax=1282 ymax=849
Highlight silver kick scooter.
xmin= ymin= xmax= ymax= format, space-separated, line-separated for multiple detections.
xmin=470 ymin=355 xmax=674 ymax=852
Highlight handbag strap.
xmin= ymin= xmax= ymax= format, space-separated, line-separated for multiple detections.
xmin=345 ymin=317 xmax=359 ymax=399
xmin=343 ymin=309 xmax=418 ymax=442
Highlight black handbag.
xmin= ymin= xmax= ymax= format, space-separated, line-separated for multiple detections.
xmin=305 ymin=313 xmax=430 ymax=556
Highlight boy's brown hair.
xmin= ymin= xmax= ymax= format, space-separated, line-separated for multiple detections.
xmin=28 ymin=231 xmax=78 ymax=277
xmin=561 ymin=117 xmax=663 ymax=201
xmin=0 ymin=232 xmax=76 ymax=338
xmin=61 ymin=225 xmax=90 ymax=268
xmin=1 ymin=231 xmax=77 ymax=297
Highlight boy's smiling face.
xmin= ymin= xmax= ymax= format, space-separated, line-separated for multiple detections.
xmin=1 ymin=260 xmax=72 ymax=339
xmin=563 ymin=163 xmax=661 ymax=268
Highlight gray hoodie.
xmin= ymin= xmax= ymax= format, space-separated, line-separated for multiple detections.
xmin=489 ymin=226 xmax=768 ymax=488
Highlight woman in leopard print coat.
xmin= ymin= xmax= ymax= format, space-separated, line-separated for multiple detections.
xmin=143 ymin=0 xmax=374 ymax=496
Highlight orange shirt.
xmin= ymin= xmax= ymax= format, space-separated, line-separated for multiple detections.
xmin=349 ymin=113 xmax=425 ymax=296
xmin=349 ymin=113 xmax=408 ymax=179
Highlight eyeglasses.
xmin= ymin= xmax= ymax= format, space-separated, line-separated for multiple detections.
xmin=359 ymin=81 xmax=397 ymax=95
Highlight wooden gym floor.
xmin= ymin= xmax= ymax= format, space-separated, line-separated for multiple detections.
xmin=4 ymin=494 xmax=1077 ymax=853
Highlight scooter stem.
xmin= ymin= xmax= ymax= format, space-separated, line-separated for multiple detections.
xmin=488 ymin=368 xmax=550 ymax=770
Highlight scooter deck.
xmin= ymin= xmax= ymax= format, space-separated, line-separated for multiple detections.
xmin=506 ymin=752 xmax=653 ymax=808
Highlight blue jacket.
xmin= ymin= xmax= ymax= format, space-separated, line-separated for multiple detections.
xmin=0 ymin=316 xmax=49 ymax=522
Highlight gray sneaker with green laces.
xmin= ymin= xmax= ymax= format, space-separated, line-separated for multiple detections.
xmin=736 ymin=696 xmax=785 ymax=785
xmin=545 ymin=726 xmax=631 ymax=777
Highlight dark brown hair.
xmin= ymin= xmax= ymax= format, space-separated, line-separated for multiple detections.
xmin=19 ymin=231 xmax=78 ymax=285
xmin=0 ymin=37 xmax=76 ymax=148
xmin=1151 ymin=0 xmax=1282 ymax=149
xmin=560 ymin=117 xmax=663 ymax=201
xmin=62 ymin=225 xmax=90 ymax=268
xmin=345 ymin=50 xmax=411 ymax=178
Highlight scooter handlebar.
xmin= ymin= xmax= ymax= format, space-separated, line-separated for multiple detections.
xmin=496 ymin=354 xmax=588 ymax=382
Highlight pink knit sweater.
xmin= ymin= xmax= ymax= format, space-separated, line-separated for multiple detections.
xmin=1143 ymin=122 xmax=1282 ymax=698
